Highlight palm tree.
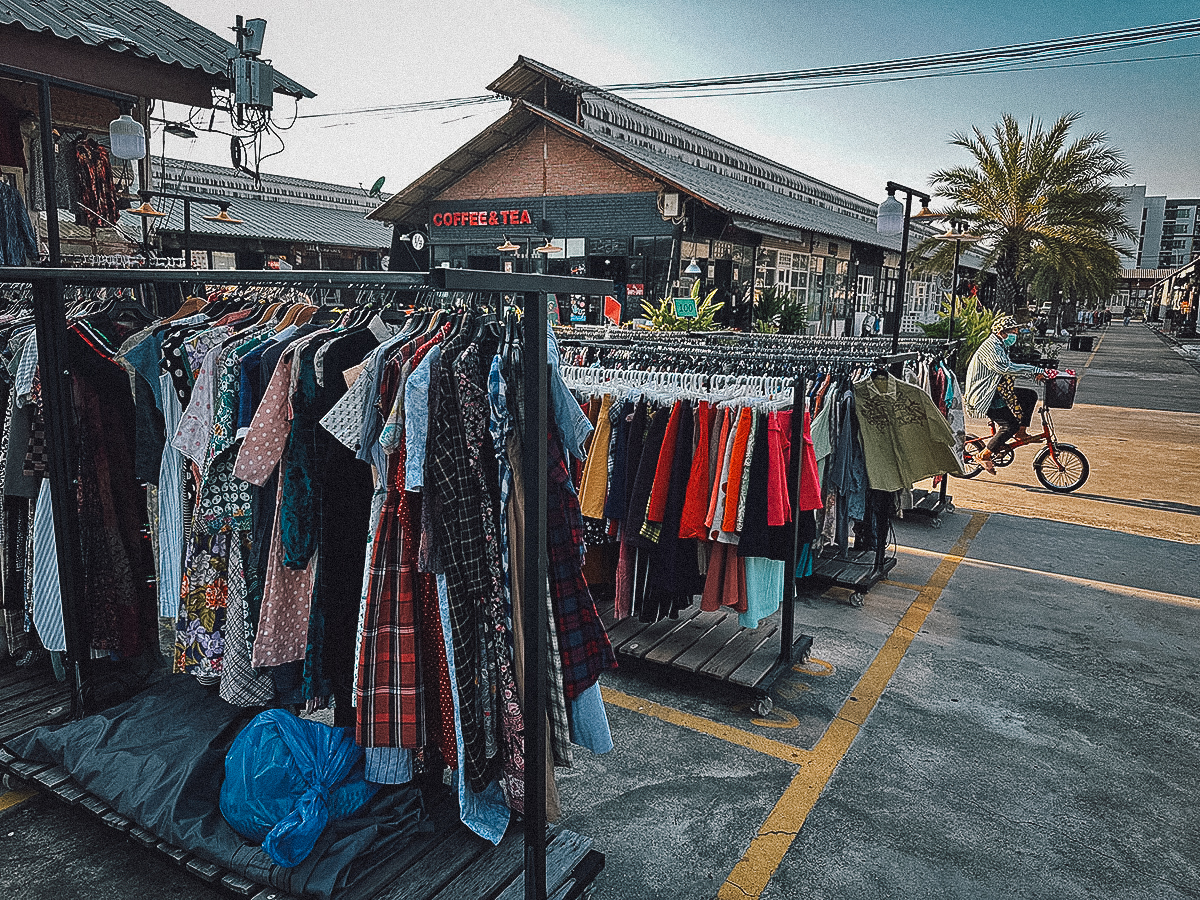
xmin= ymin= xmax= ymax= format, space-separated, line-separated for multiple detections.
xmin=915 ymin=113 xmax=1135 ymax=314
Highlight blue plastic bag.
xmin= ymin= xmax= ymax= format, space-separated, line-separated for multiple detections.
xmin=220 ymin=709 xmax=378 ymax=867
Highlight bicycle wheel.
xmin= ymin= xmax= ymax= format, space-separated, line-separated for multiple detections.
xmin=1034 ymin=443 xmax=1089 ymax=493
xmin=953 ymin=434 xmax=985 ymax=478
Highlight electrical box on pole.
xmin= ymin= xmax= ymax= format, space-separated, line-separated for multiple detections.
xmin=232 ymin=58 xmax=275 ymax=109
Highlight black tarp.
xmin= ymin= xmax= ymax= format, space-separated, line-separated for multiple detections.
xmin=5 ymin=675 xmax=431 ymax=899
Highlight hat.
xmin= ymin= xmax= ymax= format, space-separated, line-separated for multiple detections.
xmin=991 ymin=314 xmax=1019 ymax=334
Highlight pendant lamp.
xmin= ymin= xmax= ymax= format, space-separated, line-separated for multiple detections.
xmin=203 ymin=203 xmax=243 ymax=224
xmin=127 ymin=193 xmax=166 ymax=217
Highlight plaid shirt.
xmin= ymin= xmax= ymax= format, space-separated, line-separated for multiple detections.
xmin=547 ymin=431 xmax=617 ymax=700
xmin=454 ymin=340 xmax=524 ymax=805
xmin=428 ymin=328 xmax=495 ymax=793
xmin=356 ymin=353 xmax=426 ymax=747
xmin=490 ymin=355 xmax=573 ymax=773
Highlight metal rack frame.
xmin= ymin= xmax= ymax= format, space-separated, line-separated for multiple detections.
xmin=0 ymin=264 xmax=613 ymax=900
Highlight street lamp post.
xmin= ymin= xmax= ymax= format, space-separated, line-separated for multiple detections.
xmin=876 ymin=181 xmax=937 ymax=353
xmin=934 ymin=219 xmax=982 ymax=366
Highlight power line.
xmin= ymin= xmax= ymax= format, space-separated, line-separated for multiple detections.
xmin=607 ymin=18 xmax=1200 ymax=91
xmin=636 ymin=50 xmax=1200 ymax=101
xmin=295 ymin=19 xmax=1200 ymax=123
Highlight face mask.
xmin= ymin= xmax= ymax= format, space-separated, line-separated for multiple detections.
xmin=1002 ymin=333 xmax=1018 ymax=347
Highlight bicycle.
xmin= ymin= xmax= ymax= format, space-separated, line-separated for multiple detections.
xmin=954 ymin=377 xmax=1090 ymax=493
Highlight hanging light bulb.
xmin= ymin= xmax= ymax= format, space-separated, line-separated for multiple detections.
xmin=496 ymin=235 xmax=520 ymax=252
xmin=535 ymin=238 xmax=562 ymax=254
xmin=684 ymin=258 xmax=702 ymax=275
xmin=109 ymin=112 xmax=146 ymax=160
xmin=876 ymin=189 xmax=904 ymax=236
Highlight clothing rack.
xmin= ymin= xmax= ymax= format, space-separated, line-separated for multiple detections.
xmin=895 ymin=339 xmax=966 ymax=529
xmin=567 ymin=333 xmax=922 ymax=606
xmin=0 ymin=265 xmax=611 ymax=900
xmin=555 ymin=329 xmax=919 ymax=708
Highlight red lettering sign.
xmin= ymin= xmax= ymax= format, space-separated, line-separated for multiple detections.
xmin=431 ymin=208 xmax=534 ymax=228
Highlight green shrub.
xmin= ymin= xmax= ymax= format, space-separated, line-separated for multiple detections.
xmin=919 ymin=294 xmax=995 ymax=378
xmin=753 ymin=283 xmax=808 ymax=334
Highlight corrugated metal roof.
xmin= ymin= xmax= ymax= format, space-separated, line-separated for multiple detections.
xmin=1121 ymin=268 xmax=1175 ymax=279
xmin=154 ymin=156 xmax=384 ymax=213
xmin=489 ymin=56 xmax=879 ymax=217
xmin=152 ymin=194 xmax=390 ymax=250
xmin=0 ymin=0 xmax=314 ymax=97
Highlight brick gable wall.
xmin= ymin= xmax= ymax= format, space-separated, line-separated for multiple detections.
xmin=436 ymin=125 xmax=660 ymax=201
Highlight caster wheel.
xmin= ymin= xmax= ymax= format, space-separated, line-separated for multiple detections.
xmin=846 ymin=592 xmax=865 ymax=608
xmin=930 ymin=518 xmax=942 ymax=529
xmin=946 ymin=502 xmax=956 ymax=512
xmin=754 ymin=697 xmax=774 ymax=717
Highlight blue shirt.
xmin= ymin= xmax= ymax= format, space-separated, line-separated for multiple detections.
xmin=547 ymin=326 xmax=594 ymax=461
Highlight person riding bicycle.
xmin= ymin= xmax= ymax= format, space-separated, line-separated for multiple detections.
xmin=964 ymin=314 xmax=1046 ymax=474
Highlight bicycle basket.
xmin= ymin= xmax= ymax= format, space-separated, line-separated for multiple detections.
xmin=1044 ymin=375 xmax=1077 ymax=409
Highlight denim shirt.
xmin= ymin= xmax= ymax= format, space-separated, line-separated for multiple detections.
xmin=403 ymin=345 xmax=438 ymax=491
xmin=546 ymin=325 xmax=593 ymax=461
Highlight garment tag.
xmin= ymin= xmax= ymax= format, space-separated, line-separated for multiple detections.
xmin=367 ymin=314 xmax=392 ymax=342
xmin=343 ymin=361 xmax=368 ymax=389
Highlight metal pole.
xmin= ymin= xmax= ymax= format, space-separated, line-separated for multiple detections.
xmin=522 ymin=289 xmax=548 ymax=900
xmin=891 ymin=192 xmax=914 ymax=355
xmin=183 ymin=198 xmax=191 ymax=267
xmin=948 ymin=237 xmax=962 ymax=359
xmin=780 ymin=374 xmax=806 ymax=667
xmin=36 ymin=80 xmax=60 ymax=266
xmin=937 ymin=233 xmax=965 ymax=511
xmin=31 ymin=276 xmax=88 ymax=716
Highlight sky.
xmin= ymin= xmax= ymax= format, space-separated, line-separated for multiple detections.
xmin=159 ymin=0 xmax=1200 ymax=205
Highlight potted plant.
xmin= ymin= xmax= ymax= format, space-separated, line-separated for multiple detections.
xmin=641 ymin=279 xmax=724 ymax=331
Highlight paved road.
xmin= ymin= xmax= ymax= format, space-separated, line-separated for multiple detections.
xmin=1069 ymin=321 xmax=1200 ymax=413
xmin=3 ymin=322 xmax=1198 ymax=900
xmin=949 ymin=323 xmax=1200 ymax=542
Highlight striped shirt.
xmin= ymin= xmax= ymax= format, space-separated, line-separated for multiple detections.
xmin=964 ymin=334 xmax=1041 ymax=417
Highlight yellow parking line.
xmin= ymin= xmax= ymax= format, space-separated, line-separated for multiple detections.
xmin=882 ymin=578 xmax=925 ymax=593
xmin=717 ymin=512 xmax=989 ymax=900
xmin=599 ymin=686 xmax=813 ymax=765
xmin=0 ymin=788 xmax=36 ymax=813
xmin=1082 ymin=331 xmax=1104 ymax=374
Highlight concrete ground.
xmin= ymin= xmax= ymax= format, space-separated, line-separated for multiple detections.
xmin=2 ymin=322 xmax=1198 ymax=900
